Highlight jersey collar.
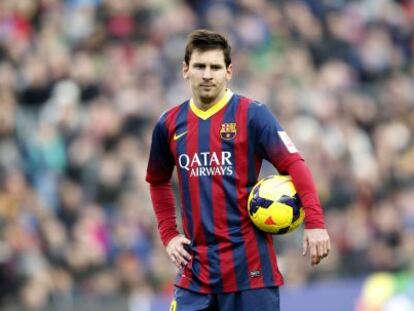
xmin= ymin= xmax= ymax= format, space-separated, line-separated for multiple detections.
xmin=189 ymin=89 xmax=233 ymax=120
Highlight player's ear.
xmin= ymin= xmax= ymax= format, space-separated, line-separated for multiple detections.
xmin=182 ymin=62 xmax=189 ymax=80
xmin=226 ymin=64 xmax=233 ymax=81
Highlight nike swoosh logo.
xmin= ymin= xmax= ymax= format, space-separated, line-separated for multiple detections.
xmin=173 ymin=131 xmax=187 ymax=141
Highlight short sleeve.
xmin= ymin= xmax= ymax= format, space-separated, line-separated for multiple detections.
xmin=250 ymin=102 xmax=302 ymax=173
xmin=146 ymin=117 xmax=175 ymax=185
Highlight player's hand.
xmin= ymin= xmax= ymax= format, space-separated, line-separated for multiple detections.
xmin=166 ymin=234 xmax=192 ymax=269
xmin=302 ymin=229 xmax=330 ymax=266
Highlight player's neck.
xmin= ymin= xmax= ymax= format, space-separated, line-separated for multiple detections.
xmin=193 ymin=88 xmax=227 ymax=111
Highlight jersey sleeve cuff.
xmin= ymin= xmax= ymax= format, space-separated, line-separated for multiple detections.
xmin=162 ymin=231 xmax=180 ymax=247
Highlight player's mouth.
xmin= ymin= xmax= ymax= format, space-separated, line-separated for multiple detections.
xmin=200 ymin=84 xmax=215 ymax=88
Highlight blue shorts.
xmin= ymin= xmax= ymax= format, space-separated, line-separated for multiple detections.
xmin=170 ymin=286 xmax=280 ymax=311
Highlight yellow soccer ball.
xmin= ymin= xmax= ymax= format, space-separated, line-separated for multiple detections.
xmin=247 ymin=175 xmax=305 ymax=234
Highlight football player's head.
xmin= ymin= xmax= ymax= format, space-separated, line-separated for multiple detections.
xmin=184 ymin=29 xmax=231 ymax=68
xmin=183 ymin=30 xmax=233 ymax=106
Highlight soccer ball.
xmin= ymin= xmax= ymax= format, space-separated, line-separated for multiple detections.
xmin=247 ymin=175 xmax=305 ymax=234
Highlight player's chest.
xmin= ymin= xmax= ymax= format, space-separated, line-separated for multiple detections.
xmin=172 ymin=118 xmax=246 ymax=176
xmin=171 ymin=118 xmax=246 ymax=153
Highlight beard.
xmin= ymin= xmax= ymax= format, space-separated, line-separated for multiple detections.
xmin=198 ymin=86 xmax=220 ymax=105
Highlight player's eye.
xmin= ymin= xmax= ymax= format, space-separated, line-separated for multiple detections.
xmin=194 ymin=64 xmax=205 ymax=69
xmin=211 ymin=65 xmax=222 ymax=70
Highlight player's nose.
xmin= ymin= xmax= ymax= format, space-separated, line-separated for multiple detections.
xmin=202 ymin=67 xmax=212 ymax=79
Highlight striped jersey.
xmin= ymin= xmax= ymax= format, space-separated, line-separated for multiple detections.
xmin=146 ymin=89 xmax=304 ymax=293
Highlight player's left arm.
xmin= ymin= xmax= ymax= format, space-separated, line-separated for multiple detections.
xmin=287 ymin=159 xmax=330 ymax=266
xmin=251 ymin=102 xmax=330 ymax=266
xmin=302 ymin=228 xmax=330 ymax=266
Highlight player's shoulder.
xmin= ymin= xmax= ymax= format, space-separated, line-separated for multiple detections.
xmin=234 ymin=94 xmax=269 ymax=118
xmin=235 ymin=94 xmax=266 ymax=110
xmin=157 ymin=100 xmax=189 ymax=125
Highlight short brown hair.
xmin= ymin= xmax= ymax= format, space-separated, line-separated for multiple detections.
xmin=184 ymin=29 xmax=232 ymax=68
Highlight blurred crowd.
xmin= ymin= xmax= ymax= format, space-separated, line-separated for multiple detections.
xmin=0 ymin=0 xmax=413 ymax=310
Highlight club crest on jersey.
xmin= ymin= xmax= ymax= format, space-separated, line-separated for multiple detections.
xmin=220 ymin=123 xmax=237 ymax=140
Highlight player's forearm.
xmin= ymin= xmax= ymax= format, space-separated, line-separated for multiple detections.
xmin=149 ymin=181 xmax=179 ymax=246
xmin=287 ymin=159 xmax=325 ymax=229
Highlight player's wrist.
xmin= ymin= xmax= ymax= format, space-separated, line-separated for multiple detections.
xmin=163 ymin=231 xmax=180 ymax=247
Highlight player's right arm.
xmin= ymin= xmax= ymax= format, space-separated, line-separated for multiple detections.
xmin=146 ymin=117 xmax=192 ymax=268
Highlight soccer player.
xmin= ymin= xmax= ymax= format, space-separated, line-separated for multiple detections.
xmin=146 ymin=29 xmax=330 ymax=311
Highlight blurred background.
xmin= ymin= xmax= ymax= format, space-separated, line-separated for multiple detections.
xmin=0 ymin=0 xmax=413 ymax=310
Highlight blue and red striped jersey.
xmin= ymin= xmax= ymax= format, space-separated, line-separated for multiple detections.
xmin=146 ymin=90 xmax=306 ymax=293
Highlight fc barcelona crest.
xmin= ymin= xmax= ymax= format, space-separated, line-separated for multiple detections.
xmin=220 ymin=123 xmax=237 ymax=140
